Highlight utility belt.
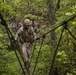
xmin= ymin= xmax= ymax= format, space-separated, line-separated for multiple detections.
xmin=19 ymin=39 xmax=33 ymax=44
xmin=22 ymin=42 xmax=32 ymax=48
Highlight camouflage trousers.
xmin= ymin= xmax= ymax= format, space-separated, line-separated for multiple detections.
xmin=21 ymin=42 xmax=32 ymax=70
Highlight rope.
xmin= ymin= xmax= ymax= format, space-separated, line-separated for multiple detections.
xmin=34 ymin=15 xmax=76 ymax=41
xmin=8 ymin=30 xmax=30 ymax=75
xmin=32 ymin=35 xmax=45 ymax=75
xmin=30 ymin=40 xmax=37 ymax=64
xmin=15 ymin=41 xmax=30 ymax=75
xmin=67 ymin=28 xmax=76 ymax=40
xmin=15 ymin=42 xmax=30 ymax=75
xmin=0 ymin=13 xmax=76 ymax=75
xmin=0 ymin=13 xmax=26 ymax=75
xmin=30 ymin=15 xmax=76 ymax=75
xmin=15 ymin=41 xmax=24 ymax=62
xmin=49 ymin=27 xmax=65 ymax=75
xmin=30 ymin=14 xmax=76 ymax=75
xmin=5 ymin=26 xmax=26 ymax=75
xmin=0 ymin=13 xmax=31 ymax=75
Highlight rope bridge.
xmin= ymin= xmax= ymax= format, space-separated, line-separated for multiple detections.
xmin=0 ymin=13 xmax=76 ymax=75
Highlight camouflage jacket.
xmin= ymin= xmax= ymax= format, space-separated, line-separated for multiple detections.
xmin=15 ymin=26 xmax=36 ymax=43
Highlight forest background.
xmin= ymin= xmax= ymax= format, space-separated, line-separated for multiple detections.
xmin=0 ymin=0 xmax=76 ymax=75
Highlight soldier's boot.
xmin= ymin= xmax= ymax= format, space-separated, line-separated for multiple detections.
xmin=24 ymin=61 xmax=30 ymax=71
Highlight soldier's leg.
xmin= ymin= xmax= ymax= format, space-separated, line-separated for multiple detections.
xmin=27 ymin=44 xmax=32 ymax=57
xmin=26 ymin=44 xmax=32 ymax=70
xmin=22 ymin=43 xmax=29 ymax=70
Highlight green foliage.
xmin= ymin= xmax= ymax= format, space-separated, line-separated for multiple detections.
xmin=24 ymin=14 xmax=38 ymax=20
xmin=0 ymin=50 xmax=21 ymax=75
xmin=0 ymin=25 xmax=22 ymax=75
xmin=0 ymin=0 xmax=76 ymax=75
xmin=30 ymin=45 xmax=51 ymax=75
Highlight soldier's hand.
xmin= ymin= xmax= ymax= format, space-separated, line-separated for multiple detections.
xmin=15 ymin=37 xmax=17 ymax=41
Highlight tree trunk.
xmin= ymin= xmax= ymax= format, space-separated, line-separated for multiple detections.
xmin=47 ymin=0 xmax=56 ymax=44
xmin=56 ymin=0 xmax=61 ymax=10
xmin=47 ymin=0 xmax=57 ymax=45
xmin=48 ymin=0 xmax=56 ymax=24
xmin=47 ymin=0 xmax=57 ymax=75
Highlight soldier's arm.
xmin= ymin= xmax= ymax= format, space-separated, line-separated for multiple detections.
xmin=33 ymin=31 xmax=36 ymax=40
xmin=31 ymin=27 xmax=36 ymax=40
xmin=15 ymin=27 xmax=23 ymax=40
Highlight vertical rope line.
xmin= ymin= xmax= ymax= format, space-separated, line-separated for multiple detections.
xmin=5 ymin=26 xmax=26 ymax=75
xmin=49 ymin=27 xmax=65 ymax=75
xmin=0 ymin=13 xmax=76 ymax=75
xmin=30 ymin=40 xmax=37 ymax=64
xmin=6 ymin=26 xmax=30 ymax=75
xmin=67 ymin=28 xmax=76 ymax=40
xmin=32 ymin=37 xmax=44 ymax=75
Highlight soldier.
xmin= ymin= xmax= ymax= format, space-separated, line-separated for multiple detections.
xmin=15 ymin=19 xmax=36 ymax=70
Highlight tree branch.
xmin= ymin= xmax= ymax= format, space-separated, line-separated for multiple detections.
xmin=56 ymin=0 xmax=61 ymax=10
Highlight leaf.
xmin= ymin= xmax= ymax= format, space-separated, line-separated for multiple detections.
xmin=0 ymin=34 xmax=4 ymax=37
xmin=24 ymin=14 xmax=38 ymax=19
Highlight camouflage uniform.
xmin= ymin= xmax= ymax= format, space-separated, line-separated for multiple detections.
xmin=15 ymin=19 xmax=36 ymax=70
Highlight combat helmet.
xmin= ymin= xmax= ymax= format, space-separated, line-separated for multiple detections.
xmin=23 ymin=19 xmax=32 ymax=26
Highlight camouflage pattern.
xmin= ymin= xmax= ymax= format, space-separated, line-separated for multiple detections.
xmin=15 ymin=26 xmax=36 ymax=43
xmin=15 ymin=19 xmax=36 ymax=70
